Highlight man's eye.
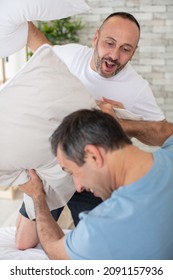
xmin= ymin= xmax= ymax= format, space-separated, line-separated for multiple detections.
xmin=106 ymin=41 xmax=114 ymax=46
xmin=122 ymin=47 xmax=131 ymax=52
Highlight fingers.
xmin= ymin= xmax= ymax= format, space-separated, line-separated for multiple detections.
xmin=96 ymin=100 xmax=112 ymax=108
xmin=96 ymin=100 xmax=104 ymax=106
xmin=102 ymin=97 xmax=125 ymax=109
xmin=19 ymin=182 xmax=27 ymax=193
xmin=28 ymin=169 xmax=37 ymax=179
xmin=18 ymin=169 xmax=45 ymax=199
xmin=96 ymin=98 xmax=124 ymax=110
xmin=19 ymin=169 xmax=39 ymax=190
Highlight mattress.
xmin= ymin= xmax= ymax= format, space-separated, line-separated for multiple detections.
xmin=0 ymin=227 xmax=48 ymax=260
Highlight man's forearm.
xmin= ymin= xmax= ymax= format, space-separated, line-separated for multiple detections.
xmin=120 ymin=119 xmax=173 ymax=146
xmin=27 ymin=22 xmax=52 ymax=52
xmin=97 ymin=99 xmax=173 ymax=146
xmin=33 ymin=194 xmax=64 ymax=258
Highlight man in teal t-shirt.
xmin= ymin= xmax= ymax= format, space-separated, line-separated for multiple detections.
xmin=19 ymin=109 xmax=173 ymax=260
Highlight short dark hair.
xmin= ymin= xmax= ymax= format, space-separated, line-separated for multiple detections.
xmin=50 ymin=109 xmax=132 ymax=166
xmin=100 ymin=12 xmax=140 ymax=33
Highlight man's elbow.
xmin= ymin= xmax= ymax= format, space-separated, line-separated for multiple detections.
xmin=15 ymin=228 xmax=38 ymax=250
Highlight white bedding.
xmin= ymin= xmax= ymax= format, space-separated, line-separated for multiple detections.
xmin=0 ymin=227 xmax=48 ymax=260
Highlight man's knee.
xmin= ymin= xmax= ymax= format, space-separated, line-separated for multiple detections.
xmin=15 ymin=212 xmax=39 ymax=250
xmin=16 ymin=202 xmax=64 ymax=250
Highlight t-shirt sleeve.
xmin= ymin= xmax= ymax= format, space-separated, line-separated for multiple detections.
xmin=53 ymin=44 xmax=82 ymax=69
xmin=64 ymin=212 xmax=111 ymax=260
xmin=131 ymin=81 xmax=165 ymax=121
xmin=162 ymin=135 xmax=173 ymax=157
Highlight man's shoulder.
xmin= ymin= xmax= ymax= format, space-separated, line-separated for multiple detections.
xmin=159 ymin=135 xmax=173 ymax=161
xmin=53 ymin=43 xmax=92 ymax=68
xmin=53 ymin=43 xmax=91 ymax=55
xmin=124 ymin=63 xmax=145 ymax=79
xmin=162 ymin=135 xmax=173 ymax=149
xmin=114 ymin=63 xmax=148 ymax=89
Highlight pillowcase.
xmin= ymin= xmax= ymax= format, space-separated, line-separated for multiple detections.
xmin=0 ymin=0 xmax=89 ymax=58
xmin=0 ymin=44 xmax=96 ymax=219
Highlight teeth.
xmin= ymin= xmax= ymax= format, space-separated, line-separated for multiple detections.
xmin=105 ymin=60 xmax=115 ymax=66
xmin=107 ymin=62 xmax=114 ymax=66
xmin=90 ymin=188 xmax=94 ymax=193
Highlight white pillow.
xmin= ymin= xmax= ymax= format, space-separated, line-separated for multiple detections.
xmin=0 ymin=44 xmax=96 ymax=219
xmin=0 ymin=0 xmax=89 ymax=58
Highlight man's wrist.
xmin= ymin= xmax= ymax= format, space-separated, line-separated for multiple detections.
xmin=33 ymin=192 xmax=46 ymax=205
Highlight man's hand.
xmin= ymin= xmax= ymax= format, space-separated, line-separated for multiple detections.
xmin=102 ymin=97 xmax=125 ymax=109
xmin=96 ymin=97 xmax=125 ymax=118
xmin=96 ymin=97 xmax=173 ymax=146
xmin=19 ymin=169 xmax=45 ymax=200
xmin=19 ymin=170 xmax=68 ymax=259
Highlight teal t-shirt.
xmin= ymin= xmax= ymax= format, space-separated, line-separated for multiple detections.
xmin=65 ymin=136 xmax=173 ymax=260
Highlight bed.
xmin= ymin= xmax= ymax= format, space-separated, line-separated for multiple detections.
xmin=0 ymin=227 xmax=71 ymax=260
xmin=0 ymin=227 xmax=48 ymax=260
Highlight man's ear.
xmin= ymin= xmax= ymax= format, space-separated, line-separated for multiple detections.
xmin=92 ymin=29 xmax=99 ymax=48
xmin=84 ymin=144 xmax=104 ymax=167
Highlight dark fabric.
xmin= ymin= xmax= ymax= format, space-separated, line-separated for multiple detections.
xmin=19 ymin=190 xmax=102 ymax=225
xmin=19 ymin=201 xmax=64 ymax=221
xmin=67 ymin=190 xmax=102 ymax=226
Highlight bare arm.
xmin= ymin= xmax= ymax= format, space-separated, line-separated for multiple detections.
xmin=120 ymin=118 xmax=173 ymax=146
xmin=97 ymin=100 xmax=173 ymax=146
xmin=27 ymin=22 xmax=52 ymax=53
xmin=19 ymin=169 xmax=70 ymax=260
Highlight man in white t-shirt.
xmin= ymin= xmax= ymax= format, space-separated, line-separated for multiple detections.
xmin=16 ymin=12 xmax=173 ymax=250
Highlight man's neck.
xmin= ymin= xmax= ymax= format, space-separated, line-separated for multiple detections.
xmin=110 ymin=146 xmax=153 ymax=189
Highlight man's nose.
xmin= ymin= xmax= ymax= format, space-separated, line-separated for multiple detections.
xmin=111 ymin=47 xmax=120 ymax=61
xmin=73 ymin=177 xmax=85 ymax=193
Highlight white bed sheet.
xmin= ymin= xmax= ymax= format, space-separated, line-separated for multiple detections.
xmin=0 ymin=227 xmax=49 ymax=260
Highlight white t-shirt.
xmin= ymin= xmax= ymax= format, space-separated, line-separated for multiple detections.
xmin=54 ymin=44 xmax=164 ymax=121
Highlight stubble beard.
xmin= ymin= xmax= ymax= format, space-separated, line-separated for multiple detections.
xmin=93 ymin=48 xmax=126 ymax=78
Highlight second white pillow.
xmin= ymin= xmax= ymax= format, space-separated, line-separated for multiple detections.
xmin=0 ymin=0 xmax=90 ymax=57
